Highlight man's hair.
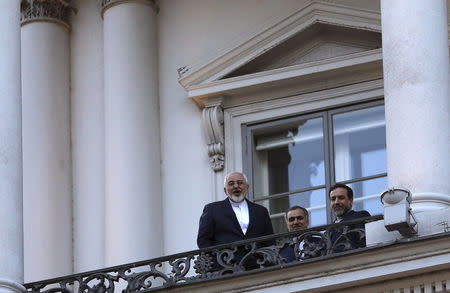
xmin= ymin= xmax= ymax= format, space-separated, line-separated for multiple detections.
xmin=223 ymin=172 xmax=249 ymax=187
xmin=330 ymin=183 xmax=354 ymax=200
xmin=285 ymin=205 xmax=309 ymax=221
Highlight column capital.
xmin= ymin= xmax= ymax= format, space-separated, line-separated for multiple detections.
xmin=100 ymin=0 xmax=158 ymax=18
xmin=21 ymin=0 xmax=77 ymax=30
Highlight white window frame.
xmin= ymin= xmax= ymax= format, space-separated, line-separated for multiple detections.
xmin=221 ymin=79 xmax=384 ymax=201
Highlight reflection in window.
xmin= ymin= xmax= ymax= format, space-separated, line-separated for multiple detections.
xmin=333 ymin=105 xmax=386 ymax=216
xmin=246 ymin=102 xmax=387 ymax=233
xmin=252 ymin=117 xmax=326 ymax=232
xmin=333 ymin=106 xmax=386 ymax=181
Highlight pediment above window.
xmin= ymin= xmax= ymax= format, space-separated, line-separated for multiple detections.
xmin=223 ymin=23 xmax=381 ymax=79
xmin=178 ymin=0 xmax=382 ymax=109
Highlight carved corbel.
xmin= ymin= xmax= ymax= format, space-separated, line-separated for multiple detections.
xmin=21 ymin=0 xmax=77 ymax=30
xmin=202 ymin=101 xmax=225 ymax=172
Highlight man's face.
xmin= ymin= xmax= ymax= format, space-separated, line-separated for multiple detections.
xmin=224 ymin=173 xmax=248 ymax=203
xmin=330 ymin=187 xmax=353 ymax=218
xmin=286 ymin=208 xmax=309 ymax=232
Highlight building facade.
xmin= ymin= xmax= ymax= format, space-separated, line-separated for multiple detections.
xmin=0 ymin=0 xmax=449 ymax=292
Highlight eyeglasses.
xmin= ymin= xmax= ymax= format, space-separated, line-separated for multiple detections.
xmin=288 ymin=216 xmax=305 ymax=222
xmin=227 ymin=180 xmax=246 ymax=187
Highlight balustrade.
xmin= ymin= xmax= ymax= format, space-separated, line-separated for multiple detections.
xmin=24 ymin=216 xmax=382 ymax=293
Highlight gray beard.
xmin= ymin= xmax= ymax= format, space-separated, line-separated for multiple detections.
xmin=229 ymin=193 xmax=245 ymax=203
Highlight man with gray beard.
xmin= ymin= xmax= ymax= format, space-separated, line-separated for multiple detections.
xmin=197 ymin=172 xmax=273 ymax=248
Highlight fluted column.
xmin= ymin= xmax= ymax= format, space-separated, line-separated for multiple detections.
xmin=102 ymin=0 xmax=163 ymax=266
xmin=381 ymin=0 xmax=450 ymax=212
xmin=21 ymin=0 xmax=75 ymax=281
xmin=71 ymin=0 xmax=105 ymax=273
xmin=0 ymin=2 xmax=25 ymax=292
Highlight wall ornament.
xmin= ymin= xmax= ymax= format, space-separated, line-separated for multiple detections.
xmin=21 ymin=0 xmax=76 ymax=30
xmin=202 ymin=102 xmax=225 ymax=172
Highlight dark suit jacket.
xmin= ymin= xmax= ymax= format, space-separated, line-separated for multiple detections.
xmin=197 ymin=198 xmax=274 ymax=248
xmin=340 ymin=209 xmax=371 ymax=221
xmin=330 ymin=209 xmax=371 ymax=249
xmin=279 ymin=235 xmax=323 ymax=262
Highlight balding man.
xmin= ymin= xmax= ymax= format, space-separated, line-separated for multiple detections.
xmin=197 ymin=172 xmax=274 ymax=248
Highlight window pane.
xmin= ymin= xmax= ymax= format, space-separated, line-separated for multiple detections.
xmin=270 ymin=215 xmax=289 ymax=234
xmin=256 ymin=188 xmax=326 ymax=233
xmin=333 ymin=105 xmax=386 ymax=181
xmin=253 ymin=117 xmax=325 ymax=198
xmin=346 ymin=176 xmax=386 ymax=216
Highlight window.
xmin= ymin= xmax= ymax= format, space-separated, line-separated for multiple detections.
xmin=243 ymin=101 xmax=386 ymax=233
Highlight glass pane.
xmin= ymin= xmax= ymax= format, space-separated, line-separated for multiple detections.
xmin=346 ymin=176 xmax=387 ymax=216
xmin=270 ymin=215 xmax=289 ymax=234
xmin=333 ymin=105 xmax=386 ymax=182
xmin=253 ymin=117 xmax=325 ymax=198
xmin=256 ymin=188 xmax=326 ymax=233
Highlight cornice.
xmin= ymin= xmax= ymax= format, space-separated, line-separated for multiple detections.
xmin=189 ymin=48 xmax=382 ymax=108
xmin=100 ymin=0 xmax=158 ymax=18
xmin=177 ymin=0 xmax=381 ymax=90
xmin=21 ymin=0 xmax=76 ymax=30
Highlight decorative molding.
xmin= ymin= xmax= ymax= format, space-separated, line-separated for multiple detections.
xmin=21 ymin=0 xmax=77 ymax=30
xmin=223 ymin=79 xmax=384 ymax=184
xmin=188 ymin=48 xmax=382 ymax=108
xmin=100 ymin=0 xmax=158 ymax=18
xmin=178 ymin=0 xmax=381 ymax=90
xmin=202 ymin=99 xmax=225 ymax=171
xmin=0 ymin=278 xmax=26 ymax=293
xmin=21 ymin=222 xmax=450 ymax=293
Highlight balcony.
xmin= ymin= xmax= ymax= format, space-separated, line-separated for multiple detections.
xmin=24 ymin=215 xmax=450 ymax=293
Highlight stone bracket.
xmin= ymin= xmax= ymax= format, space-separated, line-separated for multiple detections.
xmin=202 ymin=101 xmax=224 ymax=172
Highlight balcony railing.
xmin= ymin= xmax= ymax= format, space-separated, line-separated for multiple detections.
xmin=24 ymin=215 xmax=383 ymax=293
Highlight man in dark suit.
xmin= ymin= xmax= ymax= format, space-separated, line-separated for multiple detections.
xmin=329 ymin=183 xmax=371 ymax=251
xmin=197 ymin=172 xmax=274 ymax=248
xmin=279 ymin=206 xmax=325 ymax=262
xmin=279 ymin=206 xmax=309 ymax=262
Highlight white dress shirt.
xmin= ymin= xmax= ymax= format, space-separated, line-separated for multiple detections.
xmin=229 ymin=199 xmax=249 ymax=234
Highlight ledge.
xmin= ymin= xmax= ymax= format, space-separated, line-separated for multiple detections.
xmin=187 ymin=49 xmax=382 ymax=108
xmin=163 ymin=232 xmax=450 ymax=293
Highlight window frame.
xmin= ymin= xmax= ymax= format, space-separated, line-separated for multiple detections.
xmin=242 ymin=99 xmax=386 ymax=225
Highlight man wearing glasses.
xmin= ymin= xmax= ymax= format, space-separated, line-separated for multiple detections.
xmin=197 ymin=172 xmax=274 ymax=249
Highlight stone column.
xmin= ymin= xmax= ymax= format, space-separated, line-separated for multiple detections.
xmin=71 ymin=0 xmax=105 ymax=273
xmin=381 ymin=0 xmax=450 ymax=212
xmin=0 ymin=2 xmax=25 ymax=292
xmin=101 ymin=0 xmax=163 ymax=266
xmin=21 ymin=0 xmax=75 ymax=281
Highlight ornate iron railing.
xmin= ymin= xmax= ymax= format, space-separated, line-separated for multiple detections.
xmin=24 ymin=215 xmax=382 ymax=293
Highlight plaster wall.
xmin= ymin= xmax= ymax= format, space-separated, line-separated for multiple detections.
xmin=158 ymin=0 xmax=317 ymax=256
